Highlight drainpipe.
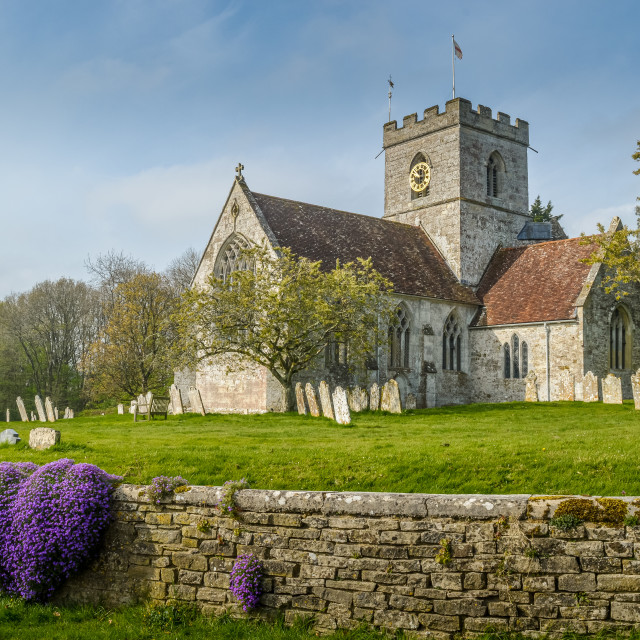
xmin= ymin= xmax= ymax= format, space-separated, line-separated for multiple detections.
xmin=545 ymin=322 xmax=551 ymax=401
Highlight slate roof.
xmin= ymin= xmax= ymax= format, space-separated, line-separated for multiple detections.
xmin=251 ymin=192 xmax=479 ymax=305
xmin=473 ymin=238 xmax=597 ymax=326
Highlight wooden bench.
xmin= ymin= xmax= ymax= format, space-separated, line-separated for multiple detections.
xmin=133 ymin=394 xmax=170 ymax=421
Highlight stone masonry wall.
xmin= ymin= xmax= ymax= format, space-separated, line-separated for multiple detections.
xmin=57 ymin=486 xmax=640 ymax=637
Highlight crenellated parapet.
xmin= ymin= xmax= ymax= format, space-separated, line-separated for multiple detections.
xmin=383 ymin=97 xmax=529 ymax=148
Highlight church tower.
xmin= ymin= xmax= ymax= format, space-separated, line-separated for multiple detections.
xmin=382 ymin=98 xmax=530 ymax=287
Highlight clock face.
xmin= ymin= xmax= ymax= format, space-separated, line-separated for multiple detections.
xmin=410 ymin=162 xmax=431 ymax=192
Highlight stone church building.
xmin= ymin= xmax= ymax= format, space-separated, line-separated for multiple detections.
xmin=188 ymin=97 xmax=638 ymax=412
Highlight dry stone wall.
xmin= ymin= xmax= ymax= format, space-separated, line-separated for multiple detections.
xmin=58 ymin=486 xmax=640 ymax=637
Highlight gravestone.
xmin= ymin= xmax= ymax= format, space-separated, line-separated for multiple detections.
xmin=16 ymin=397 xmax=29 ymax=422
xmin=331 ymin=386 xmax=351 ymax=425
xmin=318 ymin=381 xmax=334 ymax=420
xmin=0 ymin=429 xmax=20 ymax=444
xmin=34 ymin=396 xmax=46 ymax=422
xmin=381 ymin=380 xmax=402 ymax=413
xmin=602 ymin=373 xmax=623 ymax=404
xmin=583 ymin=371 xmax=599 ymax=403
xmin=54 ymin=407 xmax=59 ymax=420
xmin=188 ymin=386 xmax=206 ymax=416
xmin=558 ymin=370 xmax=575 ymax=402
xmin=631 ymin=369 xmax=640 ymax=410
xmin=369 ymin=383 xmax=380 ymax=411
xmin=5 ymin=409 xmax=9 ymax=422
xmin=64 ymin=407 xmax=70 ymax=419
xmin=169 ymin=384 xmax=184 ymax=415
xmin=295 ymin=383 xmax=307 ymax=415
xmin=117 ymin=404 xmax=124 ymax=415
xmin=29 ymin=427 xmax=60 ymax=450
xmin=69 ymin=409 xmax=74 ymax=419
xmin=405 ymin=393 xmax=417 ymax=410
xmin=524 ymin=371 xmax=538 ymax=402
xmin=351 ymin=387 xmax=367 ymax=412
xmin=44 ymin=397 xmax=56 ymax=422
xmin=305 ymin=383 xmax=320 ymax=417
xmin=30 ymin=411 xmax=36 ymax=422
xmin=129 ymin=400 xmax=137 ymax=414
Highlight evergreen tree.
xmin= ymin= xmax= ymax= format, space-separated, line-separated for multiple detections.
xmin=530 ymin=195 xmax=561 ymax=222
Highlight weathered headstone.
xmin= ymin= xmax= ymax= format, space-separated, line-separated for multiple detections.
xmin=129 ymin=400 xmax=137 ymax=414
xmin=44 ymin=397 xmax=56 ymax=422
xmin=29 ymin=427 xmax=60 ymax=450
xmin=602 ymin=373 xmax=623 ymax=404
xmin=305 ymin=383 xmax=320 ymax=417
xmin=169 ymin=384 xmax=184 ymax=415
xmin=34 ymin=396 xmax=47 ymax=423
xmin=331 ymin=386 xmax=351 ymax=425
xmin=524 ymin=370 xmax=538 ymax=402
xmin=16 ymin=397 xmax=29 ymax=422
xmin=318 ymin=381 xmax=334 ymax=420
xmin=369 ymin=383 xmax=380 ymax=411
xmin=54 ymin=407 xmax=59 ymax=420
xmin=295 ymin=382 xmax=307 ymax=415
xmin=64 ymin=407 xmax=70 ymax=419
xmin=0 ymin=429 xmax=20 ymax=444
xmin=405 ymin=393 xmax=417 ymax=410
xmin=69 ymin=409 xmax=74 ymax=419
xmin=5 ymin=409 xmax=9 ymax=422
xmin=348 ymin=387 xmax=367 ymax=412
xmin=117 ymin=403 xmax=124 ymax=415
xmin=558 ymin=370 xmax=575 ymax=402
xmin=632 ymin=369 xmax=640 ymax=410
xmin=188 ymin=386 xmax=206 ymax=416
xmin=380 ymin=380 xmax=402 ymax=413
xmin=583 ymin=371 xmax=599 ymax=403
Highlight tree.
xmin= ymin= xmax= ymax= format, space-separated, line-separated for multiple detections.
xmin=85 ymin=273 xmax=177 ymax=399
xmin=582 ymin=141 xmax=640 ymax=298
xmin=175 ymin=246 xmax=394 ymax=411
xmin=165 ymin=247 xmax=201 ymax=293
xmin=530 ymin=195 xmax=562 ymax=222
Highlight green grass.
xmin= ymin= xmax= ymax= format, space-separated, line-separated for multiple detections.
xmin=1 ymin=401 xmax=639 ymax=495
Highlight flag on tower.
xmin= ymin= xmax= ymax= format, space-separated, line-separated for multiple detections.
xmin=453 ymin=38 xmax=463 ymax=60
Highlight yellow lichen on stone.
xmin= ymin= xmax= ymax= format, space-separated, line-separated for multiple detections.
xmin=554 ymin=497 xmax=627 ymax=525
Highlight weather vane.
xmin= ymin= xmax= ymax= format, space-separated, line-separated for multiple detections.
xmin=388 ymin=75 xmax=394 ymax=123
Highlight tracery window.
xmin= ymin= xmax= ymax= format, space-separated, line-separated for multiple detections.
xmin=486 ymin=151 xmax=505 ymax=198
xmin=503 ymin=334 xmax=528 ymax=379
xmin=410 ymin=153 xmax=430 ymax=200
xmin=214 ymin=234 xmax=251 ymax=283
xmin=442 ymin=313 xmax=462 ymax=371
xmin=325 ymin=341 xmax=348 ymax=368
xmin=610 ymin=307 xmax=632 ymax=370
xmin=389 ymin=306 xmax=411 ymax=369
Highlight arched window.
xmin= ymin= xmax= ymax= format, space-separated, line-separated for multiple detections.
xmin=325 ymin=341 xmax=348 ymax=367
xmin=389 ymin=306 xmax=411 ymax=369
xmin=486 ymin=151 xmax=505 ymax=198
xmin=610 ymin=307 xmax=632 ymax=370
xmin=503 ymin=334 xmax=528 ymax=379
xmin=214 ymin=234 xmax=251 ymax=283
xmin=512 ymin=335 xmax=520 ymax=379
xmin=410 ymin=153 xmax=430 ymax=200
xmin=522 ymin=342 xmax=528 ymax=377
xmin=503 ymin=343 xmax=511 ymax=379
xmin=442 ymin=313 xmax=462 ymax=371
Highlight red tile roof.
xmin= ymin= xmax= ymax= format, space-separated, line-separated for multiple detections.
xmin=252 ymin=193 xmax=479 ymax=305
xmin=473 ymin=238 xmax=597 ymax=326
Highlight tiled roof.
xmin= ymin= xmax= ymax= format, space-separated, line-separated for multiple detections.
xmin=251 ymin=193 xmax=478 ymax=305
xmin=473 ymin=238 xmax=597 ymax=326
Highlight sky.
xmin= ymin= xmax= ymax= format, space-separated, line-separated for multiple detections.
xmin=0 ymin=0 xmax=638 ymax=297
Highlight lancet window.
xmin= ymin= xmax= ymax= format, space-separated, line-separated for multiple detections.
xmin=610 ymin=307 xmax=632 ymax=370
xmin=389 ymin=306 xmax=411 ymax=369
xmin=442 ymin=313 xmax=462 ymax=371
xmin=503 ymin=334 xmax=528 ymax=379
xmin=486 ymin=151 xmax=505 ymax=198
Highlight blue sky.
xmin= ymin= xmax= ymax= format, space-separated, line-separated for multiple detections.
xmin=0 ymin=0 xmax=638 ymax=296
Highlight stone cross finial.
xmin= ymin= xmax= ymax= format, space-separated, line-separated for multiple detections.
xmin=235 ymin=163 xmax=244 ymax=179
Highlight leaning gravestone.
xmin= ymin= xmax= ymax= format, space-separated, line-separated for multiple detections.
xmin=34 ymin=396 xmax=47 ymax=423
xmin=295 ymin=383 xmax=307 ymax=415
xmin=583 ymin=371 xmax=599 ymax=403
xmin=524 ymin=370 xmax=538 ymax=402
xmin=188 ymin=387 xmax=206 ymax=416
xmin=169 ymin=384 xmax=184 ymax=415
xmin=331 ymin=386 xmax=351 ymax=425
xmin=44 ymin=397 xmax=56 ymax=422
xmin=558 ymin=370 xmax=575 ymax=402
xmin=631 ymin=369 xmax=640 ymax=410
xmin=380 ymin=380 xmax=402 ymax=413
xmin=602 ymin=373 xmax=623 ymax=404
xmin=29 ymin=427 xmax=60 ymax=449
xmin=117 ymin=404 xmax=124 ymax=415
xmin=369 ymin=383 xmax=380 ymax=411
xmin=405 ymin=393 xmax=417 ymax=410
xmin=305 ymin=383 xmax=320 ymax=417
xmin=318 ymin=381 xmax=334 ymax=420
xmin=0 ymin=429 xmax=20 ymax=444
xmin=16 ymin=397 xmax=29 ymax=422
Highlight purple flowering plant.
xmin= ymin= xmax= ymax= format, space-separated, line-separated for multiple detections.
xmin=0 ymin=458 xmax=121 ymax=602
xmin=215 ymin=478 xmax=249 ymax=519
xmin=229 ymin=553 xmax=263 ymax=611
xmin=146 ymin=475 xmax=189 ymax=504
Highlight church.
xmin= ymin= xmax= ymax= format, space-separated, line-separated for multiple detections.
xmin=186 ymin=97 xmax=638 ymax=412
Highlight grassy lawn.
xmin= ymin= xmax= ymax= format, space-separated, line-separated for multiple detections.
xmin=0 ymin=401 xmax=638 ymax=495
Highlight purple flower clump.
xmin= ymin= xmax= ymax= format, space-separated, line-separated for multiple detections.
xmin=147 ymin=475 xmax=188 ymax=504
xmin=229 ymin=553 xmax=263 ymax=611
xmin=0 ymin=458 xmax=121 ymax=601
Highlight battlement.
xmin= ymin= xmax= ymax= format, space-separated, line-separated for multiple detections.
xmin=383 ymin=97 xmax=529 ymax=148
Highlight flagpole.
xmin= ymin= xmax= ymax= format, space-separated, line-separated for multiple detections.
xmin=452 ymin=35 xmax=455 ymax=99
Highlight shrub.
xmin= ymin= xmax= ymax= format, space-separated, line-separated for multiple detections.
xmin=0 ymin=458 xmax=120 ymax=602
xmin=229 ymin=553 xmax=263 ymax=611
